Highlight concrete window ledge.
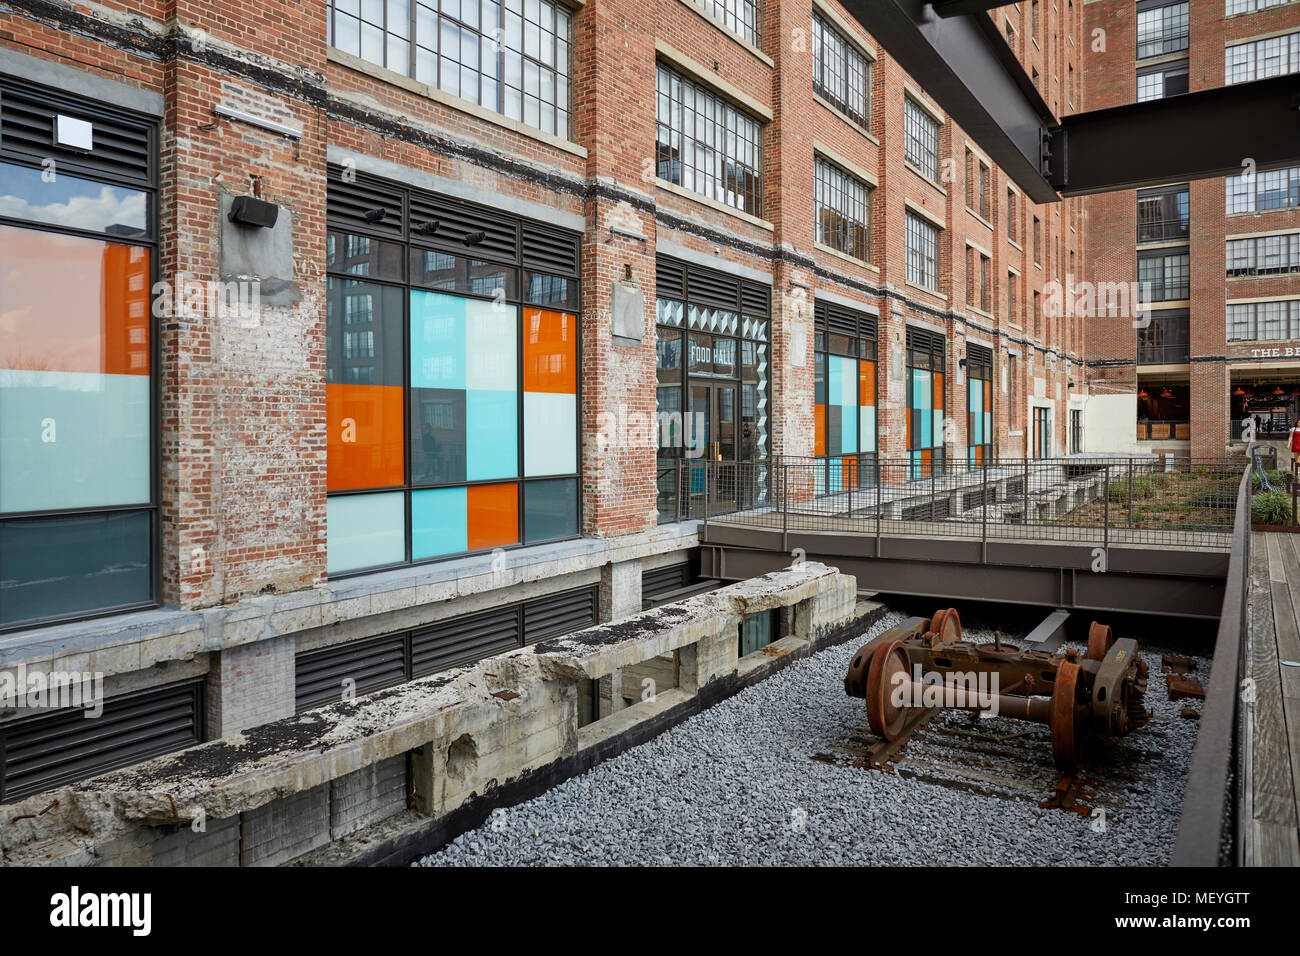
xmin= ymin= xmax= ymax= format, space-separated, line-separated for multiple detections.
xmin=0 ymin=523 xmax=701 ymax=679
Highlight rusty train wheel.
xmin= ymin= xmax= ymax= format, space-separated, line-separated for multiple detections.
xmin=1086 ymin=622 xmax=1115 ymax=662
xmin=865 ymin=640 xmax=914 ymax=741
xmin=844 ymin=641 xmax=877 ymax=698
xmin=1051 ymin=659 xmax=1089 ymax=773
xmin=928 ymin=607 xmax=962 ymax=645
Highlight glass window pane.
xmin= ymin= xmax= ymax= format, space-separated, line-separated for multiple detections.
xmin=0 ymin=161 xmax=148 ymax=237
xmin=523 ymin=476 xmax=578 ymax=542
xmin=326 ymin=492 xmax=405 ymax=574
xmin=0 ymin=511 xmax=152 ymax=627
xmin=0 ymin=227 xmax=151 ymax=512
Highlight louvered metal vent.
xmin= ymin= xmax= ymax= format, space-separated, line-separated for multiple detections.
xmin=656 ymin=257 xmax=686 ymax=300
xmin=0 ymin=679 xmax=202 ymax=803
xmin=967 ymin=343 xmax=993 ymax=368
xmin=817 ymin=300 xmax=878 ymax=343
xmin=522 ymin=223 xmax=580 ymax=276
xmin=0 ymin=82 xmax=155 ymax=186
xmin=409 ymin=192 xmax=518 ymax=261
xmin=907 ymin=327 xmax=946 ymax=357
xmin=688 ymin=267 xmax=741 ymax=312
xmin=641 ymin=563 xmax=690 ymax=600
xmin=741 ymin=281 xmax=770 ymax=318
xmin=326 ymin=167 xmax=405 ymax=240
xmin=411 ymin=605 xmax=520 ymax=678
xmin=295 ymin=632 xmax=408 ymax=712
xmin=522 ymin=586 xmax=597 ymax=644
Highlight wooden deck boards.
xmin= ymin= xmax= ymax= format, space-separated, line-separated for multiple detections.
xmin=1245 ymin=531 xmax=1300 ymax=866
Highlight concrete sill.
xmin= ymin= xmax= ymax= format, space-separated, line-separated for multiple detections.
xmin=577 ymin=687 xmax=694 ymax=751
xmin=735 ymin=635 xmax=810 ymax=680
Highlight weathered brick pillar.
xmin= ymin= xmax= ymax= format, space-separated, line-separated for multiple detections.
xmin=575 ymin=0 xmax=659 ymax=536
xmin=161 ymin=2 xmax=329 ymax=608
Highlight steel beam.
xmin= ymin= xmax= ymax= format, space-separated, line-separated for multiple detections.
xmin=840 ymin=0 xmax=1059 ymax=203
xmin=1049 ymin=74 xmax=1300 ymax=196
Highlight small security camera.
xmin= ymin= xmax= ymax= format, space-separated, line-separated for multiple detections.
xmin=363 ymin=207 xmax=387 ymax=223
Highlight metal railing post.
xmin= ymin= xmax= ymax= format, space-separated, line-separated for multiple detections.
xmin=781 ymin=459 xmax=789 ymax=552
xmin=1023 ymin=457 xmax=1030 ymax=527
xmin=981 ymin=450 xmax=989 ymax=561
xmin=1127 ymin=457 xmax=1135 ymax=528
xmin=876 ymin=458 xmax=882 ymax=554
xmin=1104 ymin=464 xmax=1111 ymax=555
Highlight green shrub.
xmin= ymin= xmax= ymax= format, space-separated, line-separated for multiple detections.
xmin=1251 ymin=468 xmax=1290 ymax=492
xmin=1109 ymin=476 xmax=1154 ymax=500
xmin=1251 ymin=492 xmax=1293 ymax=526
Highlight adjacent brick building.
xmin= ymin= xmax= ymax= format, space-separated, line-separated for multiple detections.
xmin=1081 ymin=0 xmax=1300 ymax=461
xmin=0 ymin=0 xmax=1084 ymax=800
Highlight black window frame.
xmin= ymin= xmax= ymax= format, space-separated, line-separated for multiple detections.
xmin=814 ymin=155 xmax=872 ymax=262
xmin=812 ymin=12 xmax=871 ymax=129
xmin=0 ymin=76 xmax=161 ymax=634
xmin=324 ymin=165 xmax=584 ymax=578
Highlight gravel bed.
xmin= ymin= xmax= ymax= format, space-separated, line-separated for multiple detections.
xmin=417 ymin=610 xmax=1205 ymax=867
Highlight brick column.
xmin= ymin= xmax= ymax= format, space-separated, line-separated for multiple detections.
xmin=204 ymin=635 xmax=295 ymax=738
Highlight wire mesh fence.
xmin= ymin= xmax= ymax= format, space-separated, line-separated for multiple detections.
xmin=678 ymin=455 xmax=1249 ymax=550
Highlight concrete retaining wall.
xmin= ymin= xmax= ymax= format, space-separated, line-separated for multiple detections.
xmin=0 ymin=563 xmax=872 ymax=867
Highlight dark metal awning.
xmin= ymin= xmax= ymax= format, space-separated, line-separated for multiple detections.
xmin=842 ymin=0 xmax=1300 ymax=202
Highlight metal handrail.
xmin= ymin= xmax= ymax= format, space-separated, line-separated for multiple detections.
xmin=1170 ymin=460 xmax=1251 ymax=866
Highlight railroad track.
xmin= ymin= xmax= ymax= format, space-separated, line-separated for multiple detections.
xmin=815 ymin=682 xmax=1182 ymax=820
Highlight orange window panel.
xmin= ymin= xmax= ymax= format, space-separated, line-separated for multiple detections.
xmin=842 ymin=457 xmax=857 ymax=487
xmin=933 ymin=371 xmax=944 ymax=407
xmin=467 ymin=482 xmax=519 ymax=550
xmin=0 ymin=225 xmax=150 ymax=376
xmin=814 ymin=404 xmax=826 ymax=456
xmin=327 ymin=383 xmax=405 ymax=491
xmin=522 ymin=309 xmax=577 ymax=394
xmin=859 ymin=361 xmax=876 ymax=407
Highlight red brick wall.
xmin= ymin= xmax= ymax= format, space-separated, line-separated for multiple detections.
xmin=1 ymin=0 xmax=1087 ymax=613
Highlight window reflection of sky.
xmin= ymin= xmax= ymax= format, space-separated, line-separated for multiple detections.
xmin=0 ymin=162 xmax=147 ymax=236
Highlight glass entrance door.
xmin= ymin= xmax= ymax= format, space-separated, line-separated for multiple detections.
xmin=688 ymin=384 xmax=738 ymax=513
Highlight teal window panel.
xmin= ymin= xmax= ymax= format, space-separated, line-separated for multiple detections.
xmin=835 ymin=356 xmax=857 ymax=406
xmin=932 ymin=410 xmax=944 ymax=448
xmin=466 ymin=389 xmax=518 ymax=480
xmin=0 ymin=370 xmax=149 ymax=513
xmin=412 ymin=486 xmax=468 ymax=559
xmin=410 ymin=291 xmax=466 ymax=389
xmin=827 ymin=354 xmax=842 ymax=404
xmin=840 ymin=407 xmax=858 ymax=454
xmin=860 ymin=405 xmax=876 ymax=452
xmin=523 ymin=392 xmax=577 ymax=476
xmin=327 ymin=492 xmax=405 ymax=574
xmin=465 ymin=299 xmax=517 ymax=391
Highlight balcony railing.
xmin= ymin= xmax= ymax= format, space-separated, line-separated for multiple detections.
xmin=1137 ymin=420 xmax=1190 ymax=441
xmin=1137 ymin=341 xmax=1191 ymax=364
xmin=1137 ymin=216 xmax=1190 ymax=243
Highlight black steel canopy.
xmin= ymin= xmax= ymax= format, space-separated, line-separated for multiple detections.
xmin=841 ymin=0 xmax=1300 ymax=201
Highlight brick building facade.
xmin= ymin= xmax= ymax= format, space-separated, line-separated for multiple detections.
xmin=1081 ymin=0 xmax=1300 ymax=461
xmin=0 ymin=0 xmax=1083 ymax=799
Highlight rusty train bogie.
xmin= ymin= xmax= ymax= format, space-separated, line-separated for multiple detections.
xmin=844 ymin=608 xmax=1150 ymax=774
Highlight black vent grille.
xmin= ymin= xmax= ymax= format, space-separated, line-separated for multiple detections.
xmin=741 ymin=281 xmax=770 ymax=318
xmin=412 ymin=606 xmax=520 ymax=678
xmin=656 ymin=257 xmax=686 ymax=300
xmin=0 ymin=679 xmax=201 ymax=803
xmin=0 ymin=83 xmax=154 ymax=187
xmin=295 ymin=633 xmax=408 ymax=712
xmin=523 ymin=586 xmax=597 ymax=643
xmin=902 ymin=499 xmax=951 ymax=521
xmin=522 ymin=223 xmax=580 ymax=276
xmin=642 ymin=563 xmax=690 ymax=600
xmin=816 ymin=301 xmax=878 ymax=340
xmin=688 ymin=268 xmax=741 ymax=312
xmin=326 ymin=168 xmax=405 ymax=240
xmin=967 ymin=343 xmax=993 ymax=368
xmin=1005 ymin=478 xmax=1025 ymax=498
xmin=410 ymin=192 xmax=518 ymax=261
xmin=962 ymin=489 xmax=991 ymax=511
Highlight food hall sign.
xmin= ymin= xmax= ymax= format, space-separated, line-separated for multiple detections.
xmin=1249 ymin=346 xmax=1300 ymax=357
